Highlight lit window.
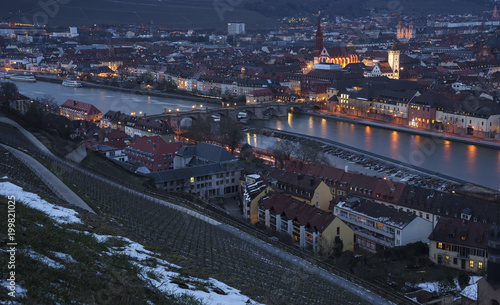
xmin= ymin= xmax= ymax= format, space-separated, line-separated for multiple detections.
xmin=190 ymin=177 xmax=195 ymax=183
xmin=438 ymin=242 xmax=443 ymax=249
xmin=444 ymin=256 xmax=449 ymax=263
xmin=478 ymin=262 xmax=483 ymax=270
xmin=470 ymin=261 xmax=474 ymax=268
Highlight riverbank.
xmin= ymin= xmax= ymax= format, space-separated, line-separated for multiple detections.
xmin=33 ymin=74 xmax=224 ymax=106
xmin=245 ymin=124 xmax=472 ymax=191
xmin=34 ymin=75 xmax=223 ymax=105
xmin=309 ymin=110 xmax=500 ymax=150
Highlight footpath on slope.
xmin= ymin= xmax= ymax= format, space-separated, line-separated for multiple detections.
xmin=0 ymin=116 xmax=54 ymax=156
xmin=0 ymin=144 xmax=95 ymax=213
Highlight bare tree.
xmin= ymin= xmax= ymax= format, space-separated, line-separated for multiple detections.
xmin=218 ymin=117 xmax=243 ymax=153
xmin=0 ymin=82 xmax=19 ymax=113
xmin=349 ymin=99 xmax=370 ymax=117
xmin=0 ymin=82 xmax=19 ymax=100
xmin=268 ymin=140 xmax=295 ymax=168
xmin=187 ymin=116 xmax=215 ymax=143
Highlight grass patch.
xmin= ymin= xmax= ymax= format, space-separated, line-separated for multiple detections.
xmin=80 ymin=151 xmax=149 ymax=187
xmin=0 ymin=195 xmax=197 ymax=305
xmin=329 ymin=242 xmax=474 ymax=294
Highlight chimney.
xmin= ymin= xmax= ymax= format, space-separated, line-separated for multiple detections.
xmin=73 ymin=100 xmax=77 ymax=106
xmin=345 ymin=165 xmax=348 ymax=172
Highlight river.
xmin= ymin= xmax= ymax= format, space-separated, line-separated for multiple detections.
xmin=249 ymin=113 xmax=500 ymax=190
xmin=11 ymin=80 xmax=500 ymax=190
xmin=11 ymin=79 xmax=214 ymax=115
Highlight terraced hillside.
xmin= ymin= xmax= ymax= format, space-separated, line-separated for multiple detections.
xmin=0 ymin=123 xmax=384 ymax=304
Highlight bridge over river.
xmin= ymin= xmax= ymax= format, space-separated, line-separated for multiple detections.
xmin=148 ymin=102 xmax=310 ymax=126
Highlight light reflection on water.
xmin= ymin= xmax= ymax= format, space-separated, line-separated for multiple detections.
xmin=252 ymin=114 xmax=500 ymax=190
xmin=12 ymin=81 xmax=500 ymax=189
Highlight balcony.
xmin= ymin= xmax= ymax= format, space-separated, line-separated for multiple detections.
xmin=356 ymin=230 xmax=395 ymax=248
xmin=337 ymin=213 xmax=394 ymax=238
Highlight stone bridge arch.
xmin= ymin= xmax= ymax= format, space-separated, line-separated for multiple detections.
xmin=262 ymin=106 xmax=280 ymax=118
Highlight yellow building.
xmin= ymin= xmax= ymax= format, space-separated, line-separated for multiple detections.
xmin=428 ymin=217 xmax=490 ymax=273
xmin=241 ymin=174 xmax=273 ymax=224
xmin=259 ymin=192 xmax=354 ymax=253
xmin=269 ymin=169 xmax=334 ymax=212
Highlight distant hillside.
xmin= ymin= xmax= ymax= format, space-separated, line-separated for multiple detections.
xmin=0 ymin=0 xmax=493 ymax=29
xmin=244 ymin=0 xmax=492 ymax=19
xmin=1 ymin=0 xmax=282 ymax=29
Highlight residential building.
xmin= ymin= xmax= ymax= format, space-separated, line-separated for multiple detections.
xmin=246 ymin=88 xmax=274 ymax=104
xmin=152 ymin=143 xmax=244 ymax=198
xmin=124 ymin=136 xmax=182 ymax=173
xmin=8 ymin=94 xmax=31 ymax=115
xmin=428 ymin=217 xmax=491 ymax=273
xmin=435 ymin=101 xmax=500 ymax=137
xmin=364 ymin=62 xmax=395 ymax=78
xmin=59 ymin=99 xmax=102 ymax=122
xmin=124 ymin=117 xmax=176 ymax=143
xmin=90 ymin=143 xmax=128 ymax=162
xmin=228 ymin=22 xmax=245 ymax=35
xmin=268 ymin=168 xmax=333 ymax=212
xmin=475 ymin=225 xmax=500 ymax=304
xmin=242 ymin=174 xmax=272 ymax=223
xmin=259 ymin=192 xmax=354 ymax=253
xmin=100 ymin=110 xmax=129 ymax=130
xmin=408 ymin=93 xmax=440 ymax=128
xmin=334 ymin=196 xmax=433 ymax=253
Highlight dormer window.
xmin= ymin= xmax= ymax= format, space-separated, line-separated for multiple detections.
xmin=461 ymin=213 xmax=471 ymax=220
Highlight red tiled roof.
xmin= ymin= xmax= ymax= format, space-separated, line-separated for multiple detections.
xmin=126 ymin=136 xmax=182 ymax=160
xmin=61 ymin=99 xmax=101 ymax=115
xmin=248 ymin=88 xmax=273 ymax=96
xmin=428 ymin=217 xmax=491 ymax=250
xmin=261 ymin=192 xmax=335 ymax=233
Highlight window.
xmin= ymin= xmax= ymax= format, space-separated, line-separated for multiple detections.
xmin=190 ymin=177 xmax=195 ymax=183
xmin=337 ymin=227 xmax=340 ymax=235
xmin=438 ymin=242 xmax=443 ymax=249
xmin=445 ymin=256 xmax=449 ymax=263
xmin=453 ymin=258 xmax=457 ymax=265
xmin=478 ymin=262 xmax=483 ymax=269
xmin=469 ymin=260 xmax=474 ymax=268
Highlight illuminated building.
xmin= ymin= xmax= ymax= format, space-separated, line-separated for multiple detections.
xmin=313 ymin=11 xmax=359 ymax=68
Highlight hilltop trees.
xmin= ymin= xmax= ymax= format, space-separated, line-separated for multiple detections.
xmin=187 ymin=116 xmax=243 ymax=153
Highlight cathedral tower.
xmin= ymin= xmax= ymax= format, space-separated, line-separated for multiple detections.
xmin=388 ymin=40 xmax=400 ymax=79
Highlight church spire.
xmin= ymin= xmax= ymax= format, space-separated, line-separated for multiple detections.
xmin=314 ymin=11 xmax=323 ymax=58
